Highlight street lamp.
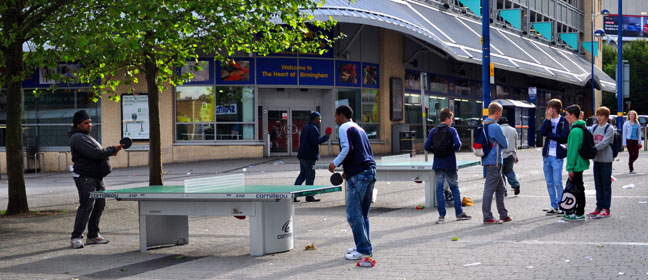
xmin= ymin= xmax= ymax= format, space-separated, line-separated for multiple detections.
xmin=590 ymin=7 xmax=610 ymax=115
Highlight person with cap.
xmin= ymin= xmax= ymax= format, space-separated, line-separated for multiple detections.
xmin=498 ymin=116 xmax=521 ymax=196
xmin=69 ymin=110 xmax=122 ymax=249
xmin=294 ymin=111 xmax=332 ymax=202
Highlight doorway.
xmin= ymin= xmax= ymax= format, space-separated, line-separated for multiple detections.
xmin=265 ymin=109 xmax=312 ymax=156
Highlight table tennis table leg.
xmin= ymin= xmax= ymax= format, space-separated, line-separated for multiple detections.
xmin=249 ymin=200 xmax=294 ymax=256
xmin=138 ymin=202 xmax=189 ymax=252
xmin=424 ymin=172 xmax=437 ymax=209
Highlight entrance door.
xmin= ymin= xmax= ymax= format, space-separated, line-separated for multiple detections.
xmin=266 ymin=109 xmax=313 ymax=156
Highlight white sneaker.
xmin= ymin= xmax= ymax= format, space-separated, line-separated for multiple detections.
xmin=344 ymin=250 xmax=371 ymax=260
xmin=86 ymin=234 xmax=109 ymax=245
xmin=346 ymin=247 xmax=356 ymax=254
xmin=71 ymin=238 xmax=84 ymax=249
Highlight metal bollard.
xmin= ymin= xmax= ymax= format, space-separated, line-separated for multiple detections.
xmin=644 ymin=127 xmax=647 ymax=152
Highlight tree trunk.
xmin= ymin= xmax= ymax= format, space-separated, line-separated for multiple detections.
xmin=3 ymin=40 xmax=29 ymax=215
xmin=143 ymin=55 xmax=163 ymax=186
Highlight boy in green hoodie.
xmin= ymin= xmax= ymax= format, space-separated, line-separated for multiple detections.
xmin=564 ymin=105 xmax=590 ymax=221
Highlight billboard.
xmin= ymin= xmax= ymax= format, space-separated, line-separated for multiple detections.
xmin=603 ymin=15 xmax=648 ymax=37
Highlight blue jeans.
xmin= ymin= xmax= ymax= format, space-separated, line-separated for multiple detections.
xmin=346 ymin=168 xmax=375 ymax=256
xmin=502 ymin=155 xmax=520 ymax=188
xmin=435 ymin=169 xmax=464 ymax=217
xmin=593 ymin=162 xmax=612 ymax=211
xmin=294 ymin=159 xmax=316 ymax=185
xmin=543 ymin=156 xmax=564 ymax=209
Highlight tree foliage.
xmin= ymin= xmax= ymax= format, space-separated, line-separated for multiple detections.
xmin=601 ymin=40 xmax=648 ymax=114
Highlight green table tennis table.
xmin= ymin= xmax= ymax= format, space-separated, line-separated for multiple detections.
xmin=319 ymin=155 xmax=480 ymax=208
xmin=91 ymin=181 xmax=340 ymax=256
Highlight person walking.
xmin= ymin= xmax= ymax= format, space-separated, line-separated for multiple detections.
xmin=328 ymin=105 xmax=376 ymax=260
xmin=539 ymin=99 xmax=570 ymax=215
xmin=623 ymin=110 xmax=643 ymax=174
xmin=564 ymin=105 xmax=589 ymax=221
xmin=424 ymin=108 xmax=471 ymax=224
xmin=588 ymin=106 xmax=614 ymax=219
xmin=294 ymin=111 xmax=331 ymax=202
xmin=481 ymin=102 xmax=511 ymax=224
xmin=498 ymin=117 xmax=520 ymax=196
xmin=69 ymin=110 xmax=122 ymax=249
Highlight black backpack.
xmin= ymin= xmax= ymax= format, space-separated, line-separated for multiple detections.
xmin=593 ymin=124 xmax=619 ymax=158
xmin=559 ymin=179 xmax=581 ymax=214
xmin=576 ymin=126 xmax=597 ymax=160
xmin=430 ymin=126 xmax=454 ymax=158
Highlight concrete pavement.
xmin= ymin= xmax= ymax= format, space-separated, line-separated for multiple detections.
xmin=1 ymin=148 xmax=648 ymax=279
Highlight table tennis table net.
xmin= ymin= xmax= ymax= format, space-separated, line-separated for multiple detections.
xmin=184 ymin=174 xmax=245 ymax=193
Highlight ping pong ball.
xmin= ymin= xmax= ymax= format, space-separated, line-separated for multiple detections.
xmin=242 ymin=168 xmax=247 ymax=172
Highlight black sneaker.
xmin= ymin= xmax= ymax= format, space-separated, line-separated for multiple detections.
xmin=456 ymin=213 xmax=472 ymax=221
xmin=514 ymin=186 xmax=520 ymax=195
xmin=444 ymin=190 xmax=453 ymax=201
xmin=545 ymin=208 xmax=559 ymax=215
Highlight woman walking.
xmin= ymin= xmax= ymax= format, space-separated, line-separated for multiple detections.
xmin=623 ymin=110 xmax=643 ymax=174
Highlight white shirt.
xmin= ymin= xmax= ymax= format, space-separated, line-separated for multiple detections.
xmin=548 ymin=116 xmax=560 ymax=157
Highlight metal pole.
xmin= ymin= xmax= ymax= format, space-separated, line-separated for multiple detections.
xmin=591 ymin=0 xmax=595 ymax=115
xmin=421 ymin=72 xmax=428 ymax=161
xmin=482 ymin=0 xmax=491 ymax=118
xmin=617 ymin=0 xmax=624 ymax=130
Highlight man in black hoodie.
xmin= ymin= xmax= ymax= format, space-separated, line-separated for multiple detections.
xmin=69 ymin=110 xmax=122 ymax=249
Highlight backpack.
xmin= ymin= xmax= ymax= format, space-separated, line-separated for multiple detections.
xmin=559 ymin=179 xmax=581 ymax=214
xmin=575 ymin=126 xmax=597 ymax=160
xmin=472 ymin=122 xmax=494 ymax=157
xmin=593 ymin=124 xmax=619 ymax=158
xmin=430 ymin=126 xmax=454 ymax=158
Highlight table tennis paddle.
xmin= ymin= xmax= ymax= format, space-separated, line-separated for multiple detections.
xmin=330 ymin=172 xmax=343 ymax=186
xmin=325 ymin=127 xmax=332 ymax=135
xmin=120 ymin=137 xmax=133 ymax=149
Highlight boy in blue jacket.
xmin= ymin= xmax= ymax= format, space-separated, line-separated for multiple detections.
xmin=294 ymin=112 xmax=331 ymax=202
xmin=538 ymin=99 xmax=570 ymax=215
xmin=481 ymin=102 xmax=511 ymax=224
xmin=424 ymin=108 xmax=471 ymax=223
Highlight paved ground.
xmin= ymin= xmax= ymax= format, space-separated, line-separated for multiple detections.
xmin=1 ymin=148 xmax=648 ymax=279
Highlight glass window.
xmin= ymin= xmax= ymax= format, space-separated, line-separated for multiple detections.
xmin=405 ymin=93 xmax=423 ymax=139
xmin=176 ymin=86 xmax=215 ymax=141
xmin=427 ymin=96 xmax=449 ymax=127
xmin=336 ymin=88 xmax=379 ymax=139
xmin=215 ymin=86 xmax=255 ymax=140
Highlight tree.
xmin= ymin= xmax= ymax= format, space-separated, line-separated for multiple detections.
xmin=1 ymin=0 xmax=78 ymax=215
xmin=56 ymin=0 xmax=338 ymax=186
xmin=601 ymin=40 xmax=648 ymax=114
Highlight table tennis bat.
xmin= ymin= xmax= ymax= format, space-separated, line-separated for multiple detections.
xmin=120 ymin=137 xmax=133 ymax=149
xmin=330 ymin=172 xmax=343 ymax=186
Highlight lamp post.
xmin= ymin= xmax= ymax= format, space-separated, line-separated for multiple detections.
xmin=617 ymin=1 xmax=624 ymax=131
xmin=590 ymin=7 xmax=610 ymax=115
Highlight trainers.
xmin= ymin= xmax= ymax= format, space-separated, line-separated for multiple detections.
xmin=594 ymin=209 xmax=610 ymax=219
xmin=456 ymin=213 xmax=472 ymax=221
xmin=546 ymin=208 xmax=560 ymax=216
xmin=588 ymin=209 xmax=600 ymax=217
xmin=557 ymin=209 xmax=565 ymax=215
xmin=436 ymin=216 xmax=446 ymax=224
xmin=346 ymin=247 xmax=356 ymax=254
xmin=86 ymin=234 xmax=109 ymax=245
xmin=513 ymin=186 xmax=520 ymax=195
xmin=483 ymin=219 xmax=503 ymax=224
xmin=71 ymin=238 xmax=84 ymax=249
xmin=502 ymin=216 xmax=513 ymax=222
xmin=344 ymin=250 xmax=371 ymax=260
xmin=564 ymin=214 xmax=585 ymax=221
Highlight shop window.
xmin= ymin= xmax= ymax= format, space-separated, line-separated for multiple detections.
xmin=20 ymin=89 xmax=100 ymax=148
xmin=175 ymin=85 xmax=255 ymax=141
xmin=405 ymin=93 xmax=423 ymax=139
xmin=336 ymin=88 xmax=379 ymax=139
xmin=427 ymin=96 xmax=449 ymax=127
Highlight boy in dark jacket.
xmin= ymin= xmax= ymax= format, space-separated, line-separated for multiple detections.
xmin=294 ymin=112 xmax=331 ymax=202
xmin=539 ymin=99 xmax=570 ymax=215
xmin=424 ymin=108 xmax=471 ymax=223
xmin=69 ymin=110 xmax=122 ymax=249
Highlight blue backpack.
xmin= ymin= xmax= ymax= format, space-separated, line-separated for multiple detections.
xmin=593 ymin=124 xmax=619 ymax=158
xmin=472 ymin=122 xmax=494 ymax=157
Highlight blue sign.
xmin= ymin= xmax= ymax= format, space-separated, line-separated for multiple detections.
xmin=216 ymin=104 xmax=237 ymax=115
xmin=299 ymin=59 xmax=334 ymax=86
xmin=336 ymin=61 xmax=361 ymax=87
xmin=180 ymin=59 xmax=215 ymax=85
xmin=256 ymin=58 xmax=298 ymax=85
xmin=216 ymin=58 xmax=254 ymax=85
xmin=362 ymin=63 xmax=379 ymax=88
xmin=23 ymin=64 xmax=88 ymax=88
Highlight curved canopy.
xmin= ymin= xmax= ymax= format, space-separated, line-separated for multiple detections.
xmin=310 ymin=0 xmax=616 ymax=92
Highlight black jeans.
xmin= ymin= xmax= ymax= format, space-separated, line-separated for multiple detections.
xmin=71 ymin=177 xmax=106 ymax=239
xmin=571 ymin=172 xmax=586 ymax=216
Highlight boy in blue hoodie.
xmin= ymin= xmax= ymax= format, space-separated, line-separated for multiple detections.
xmin=481 ymin=102 xmax=511 ymax=224
xmin=539 ymin=99 xmax=570 ymax=215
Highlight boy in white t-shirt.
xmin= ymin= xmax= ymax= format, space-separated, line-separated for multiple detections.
xmin=538 ymin=99 xmax=571 ymax=215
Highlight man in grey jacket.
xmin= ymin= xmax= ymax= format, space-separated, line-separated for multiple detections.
xmin=69 ymin=110 xmax=122 ymax=249
xmin=498 ymin=117 xmax=520 ymax=196
xmin=588 ymin=106 xmax=615 ymax=219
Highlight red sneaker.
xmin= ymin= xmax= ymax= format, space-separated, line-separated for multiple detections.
xmin=483 ymin=219 xmax=503 ymax=224
xmin=588 ymin=209 xmax=600 ymax=217
xmin=502 ymin=216 xmax=513 ymax=222
xmin=595 ymin=209 xmax=610 ymax=219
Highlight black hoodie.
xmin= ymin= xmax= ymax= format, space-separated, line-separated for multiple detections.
xmin=68 ymin=127 xmax=116 ymax=178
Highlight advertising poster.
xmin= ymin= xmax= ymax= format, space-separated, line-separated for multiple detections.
xmin=429 ymin=75 xmax=449 ymax=94
xmin=390 ymin=77 xmax=403 ymax=121
xmin=181 ymin=60 xmax=213 ymax=84
xmin=37 ymin=64 xmax=83 ymax=86
xmin=336 ymin=61 xmax=361 ymax=87
xmin=217 ymin=59 xmax=253 ymax=84
xmin=362 ymin=63 xmax=379 ymax=88
xmin=604 ymin=15 xmax=648 ymax=37
xmin=121 ymin=94 xmax=150 ymax=140
xmin=404 ymin=70 xmax=421 ymax=92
